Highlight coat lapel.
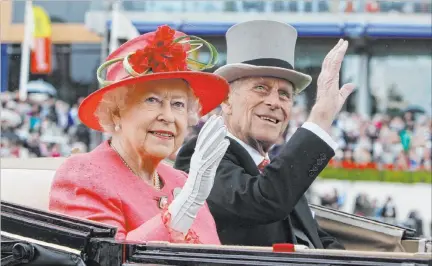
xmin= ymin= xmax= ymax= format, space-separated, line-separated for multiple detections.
xmin=226 ymin=137 xmax=260 ymax=174
xmin=227 ymin=137 xmax=297 ymax=244
xmin=293 ymin=196 xmax=323 ymax=249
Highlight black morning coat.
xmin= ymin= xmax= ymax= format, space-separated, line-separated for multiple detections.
xmin=174 ymin=128 xmax=345 ymax=249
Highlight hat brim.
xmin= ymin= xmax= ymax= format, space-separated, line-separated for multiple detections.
xmin=214 ymin=63 xmax=312 ymax=94
xmin=78 ymin=72 xmax=229 ymax=132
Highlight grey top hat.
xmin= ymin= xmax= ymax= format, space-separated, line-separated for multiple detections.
xmin=214 ymin=20 xmax=312 ymax=93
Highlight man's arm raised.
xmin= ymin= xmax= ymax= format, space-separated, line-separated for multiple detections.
xmin=175 ymin=39 xmax=355 ymax=226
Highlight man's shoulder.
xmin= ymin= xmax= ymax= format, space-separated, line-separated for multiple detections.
xmin=225 ymin=137 xmax=254 ymax=163
xmin=177 ymin=136 xmax=245 ymax=158
xmin=174 ymin=137 xmax=198 ymax=172
xmin=174 ymin=136 xmax=245 ymax=172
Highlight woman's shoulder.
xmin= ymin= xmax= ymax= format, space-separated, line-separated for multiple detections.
xmin=57 ymin=152 xmax=92 ymax=170
xmin=49 ymin=145 xmax=121 ymax=209
xmin=54 ymin=143 xmax=114 ymax=182
xmin=59 ymin=146 xmax=107 ymax=168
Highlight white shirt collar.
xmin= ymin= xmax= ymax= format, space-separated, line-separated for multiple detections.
xmin=227 ymin=131 xmax=269 ymax=166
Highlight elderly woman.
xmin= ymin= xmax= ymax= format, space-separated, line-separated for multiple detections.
xmin=49 ymin=25 xmax=230 ymax=244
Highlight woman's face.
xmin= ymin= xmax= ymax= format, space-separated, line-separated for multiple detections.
xmin=119 ymin=79 xmax=191 ymax=160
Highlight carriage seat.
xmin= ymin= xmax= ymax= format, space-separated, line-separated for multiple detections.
xmin=0 ymin=157 xmax=66 ymax=211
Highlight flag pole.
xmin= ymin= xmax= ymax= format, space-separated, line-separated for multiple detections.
xmin=109 ymin=0 xmax=121 ymax=54
xmin=91 ymin=0 xmax=121 ymax=149
xmin=19 ymin=0 xmax=34 ymax=101
xmin=90 ymin=0 xmax=111 ymax=150
xmin=99 ymin=1 xmax=109 ymax=67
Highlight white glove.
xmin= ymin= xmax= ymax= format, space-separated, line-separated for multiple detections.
xmin=168 ymin=115 xmax=230 ymax=234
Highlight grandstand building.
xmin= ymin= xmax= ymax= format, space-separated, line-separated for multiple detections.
xmin=1 ymin=0 xmax=431 ymax=116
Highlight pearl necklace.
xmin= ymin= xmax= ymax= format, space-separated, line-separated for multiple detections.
xmin=110 ymin=143 xmax=161 ymax=190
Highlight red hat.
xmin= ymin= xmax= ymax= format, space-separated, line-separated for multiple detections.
xmin=78 ymin=25 xmax=229 ymax=132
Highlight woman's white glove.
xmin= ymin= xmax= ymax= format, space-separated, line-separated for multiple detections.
xmin=168 ymin=115 xmax=230 ymax=234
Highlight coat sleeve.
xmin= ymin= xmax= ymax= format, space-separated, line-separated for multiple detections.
xmin=175 ymin=128 xmax=335 ymax=226
xmin=48 ymin=157 xmax=171 ymax=242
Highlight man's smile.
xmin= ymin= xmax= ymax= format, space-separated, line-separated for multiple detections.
xmin=256 ymin=115 xmax=280 ymax=124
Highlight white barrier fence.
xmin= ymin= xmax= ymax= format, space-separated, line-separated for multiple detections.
xmin=311 ymin=179 xmax=432 ymax=237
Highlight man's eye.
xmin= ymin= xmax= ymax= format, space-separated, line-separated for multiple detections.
xmin=279 ymin=90 xmax=291 ymax=98
xmin=173 ymin=101 xmax=185 ymax=108
xmin=255 ymin=85 xmax=266 ymax=91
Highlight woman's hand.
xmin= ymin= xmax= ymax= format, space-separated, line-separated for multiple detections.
xmin=168 ymin=115 xmax=229 ymax=234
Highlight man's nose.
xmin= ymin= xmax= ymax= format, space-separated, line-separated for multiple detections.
xmin=264 ymin=90 xmax=282 ymax=109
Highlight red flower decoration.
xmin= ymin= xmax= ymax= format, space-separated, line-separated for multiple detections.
xmin=128 ymin=25 xmax=188 ymax=74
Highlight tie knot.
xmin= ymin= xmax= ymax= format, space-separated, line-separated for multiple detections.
xmin=258 ymin=159 xmax=270 ymax=172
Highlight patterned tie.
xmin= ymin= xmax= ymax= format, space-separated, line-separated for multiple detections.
xmin=258 ymin=158 xmax=270 ymax=172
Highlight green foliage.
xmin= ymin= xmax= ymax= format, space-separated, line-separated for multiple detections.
xmin=319 ymin=167 xmax=432 ymax=184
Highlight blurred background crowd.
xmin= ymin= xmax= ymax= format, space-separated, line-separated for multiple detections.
xmin=280 ymin=107 xmax=431 ymax=172
xmin=1 ymin=90 xmax=89 ymax=158
xmin=2 ymin=91 xmax=430 ymax=173
xmin=317 ymin=188 xmax=427 ymax=237
xmin=2 ymin=90 xmax=429 ymax=235
xmin=1 ymin=0 xmax=431 ymax=237
xmin=118 ymin=0 xmax=432 ymax=14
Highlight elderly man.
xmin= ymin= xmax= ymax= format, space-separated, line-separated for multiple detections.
xmin=175 ymin=20 xmax=354 ymax=248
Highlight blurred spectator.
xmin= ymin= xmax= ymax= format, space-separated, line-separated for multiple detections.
xmin=320 ymin=188 xmax=343 ymax=210
xmin=353 ymin=193 xmax=372 ymax=216
xmin=404 ymin=210 xmax=424 ymax=237
xmin=380 ymin=196 xmax=397 ymax=223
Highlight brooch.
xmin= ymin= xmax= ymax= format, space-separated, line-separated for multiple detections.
xmin=157 ymin=196 xmax=168 ymax=209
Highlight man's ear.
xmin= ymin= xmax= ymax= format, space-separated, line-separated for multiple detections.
xmin=221 ymin=99 xmax=232 ymax=115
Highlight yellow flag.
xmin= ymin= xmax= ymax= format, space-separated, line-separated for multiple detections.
xmin=32 ymin=6 xmax=51 ymax=38
xmin=31 ymin=5 xmax=52 ymax=74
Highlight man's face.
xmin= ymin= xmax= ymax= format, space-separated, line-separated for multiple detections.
xmin=222 ymin=77 xmax=294 ymax=153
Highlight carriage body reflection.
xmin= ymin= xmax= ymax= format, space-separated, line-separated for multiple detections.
xmin=1 ymin=157 xmax=431 ymax=265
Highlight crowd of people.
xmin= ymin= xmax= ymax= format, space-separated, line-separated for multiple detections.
xmin=272 ymin=105 xmax=431 ymax=172
xmin=319 ymin=189 xmax=398 ymax=220
xmin=1 ymin=90 xmax=431 ymax=174
xmin=319 ymin=189 xmax=427 ymax=237
xmin=139 ymin=0 xmax=432 ymax=14
xmin=1 ymin=91 xmax=90 ymax=159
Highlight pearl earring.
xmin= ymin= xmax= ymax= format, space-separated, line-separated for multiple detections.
xmin=114 ymin=124 xmax=120 ymax=131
